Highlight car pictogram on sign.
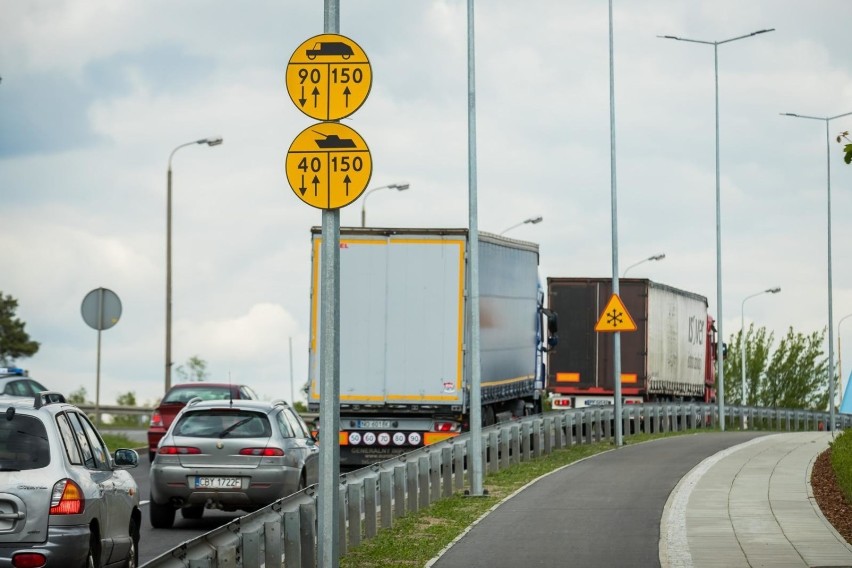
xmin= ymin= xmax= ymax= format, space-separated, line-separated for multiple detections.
xmin=306 ymin=42 xmax=353 ymax=60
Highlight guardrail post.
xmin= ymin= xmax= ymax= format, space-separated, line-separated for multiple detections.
xmin=299 ymin=501 xmax=317 ymax=568
xmin=511 ymin=423 xmax=521 ymax=464
xmin=406 ymin=461 xmax=419 ymax=514
xmin=264 ymin=517 xmax=282 ymax=568
xmin=347 ymin=483 xmax=361 ymax=549
xmin=622 ymin=407 xmax=630 ymax=437
xmin=430 ymin=449 xmax=441 ymax=503
xmin=584 ymin=410 xmax=593 ymax=444
xmin=602 ymin=409 xmax=612 ymax=441
xmin=565 ymin=412 xmax=575 ymax=447
xmin=785 ymin=409 xmax=791 ymax=432
xmin=543 ymin=417 xmax=553 ymax=455
xmin=500 ymin=426 xmax=511 ymax=470
xmin=521 ymin=421 xmax=531 ymax=461
xmin=241 ymin=524 xmax=262 ymax=568
xmin=454 ymin=443 xmax=465 ymax=492
xmin=394 ymin=464 xmax=406 ymax=519
xmin=441 ymin=446 xmax=453 ymax=498
xmin=339 ymin=485 xmax=347 ymax=556
xmin=533 ymin=418 xmax=543 ymax=458
xmin=488 ymin=430 xmax=499 ymax=474
xmin=417 ymin=455 xmax=430 ymax=509
xmin=364 ymin=474 xmax=378 ymax=539
xmin=380 ymin=470 xmax=393 ymax=529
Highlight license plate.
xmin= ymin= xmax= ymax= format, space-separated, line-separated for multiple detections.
xmin=192 ymin=476 xmax=242 ymax=489
xmin=357 ymin=420 xmax=392 ymax=429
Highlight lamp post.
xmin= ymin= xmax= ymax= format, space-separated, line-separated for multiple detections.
xmin=740 ymin=287 xmax=780 ymax=428
xmin=622 ymin=253 xmax=665 ymax=277
xmin=360 ymin=182 xmax=410 ymax=227
xmin=781 ymin=111 xmax=852 ymax=431
xmin=658 ymin=28 xmax=774 ymax=431
xmin=165 ymin=136 xmax=223 ymax=393
xmin=839 ymin=313 xmax=852 ymax=411
xmin=499 ymin=215 xmax=543 ymax=235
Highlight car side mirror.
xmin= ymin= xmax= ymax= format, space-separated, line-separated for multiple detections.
xmin=113 ymin=448 xmax=139 ymax=468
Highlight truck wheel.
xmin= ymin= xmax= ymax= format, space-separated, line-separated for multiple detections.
xmin=483 ymin=406 xmax=496 ymax=427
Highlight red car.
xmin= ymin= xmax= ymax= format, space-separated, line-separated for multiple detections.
xmin=147 ymin=383 xmax=258 ymax=460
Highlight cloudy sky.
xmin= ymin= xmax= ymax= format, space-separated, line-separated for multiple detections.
xmin=2 ymin=1 xmax=852 ymax=408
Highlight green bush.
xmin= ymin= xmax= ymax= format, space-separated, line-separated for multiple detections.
xmin=830 ymin=430 xmax=852 ymax=502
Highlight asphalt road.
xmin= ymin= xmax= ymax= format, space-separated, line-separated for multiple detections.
xmin=428 ymin=432 xmax=768 ymax=568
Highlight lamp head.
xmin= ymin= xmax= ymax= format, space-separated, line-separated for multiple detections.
xmin=526 ymin=216 xmax=543 ymax=225
xmin=199 ymin=137 xmax=224 ymax=147
xmin=390 ymin=182 xmax=410 ymax=191
xmin=767 ymin=287 xmax=781 ymax=294
xmin=650 ymin=253 xmax=666 ymax=261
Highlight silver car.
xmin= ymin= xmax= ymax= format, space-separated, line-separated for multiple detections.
xmin=149 ymin=399 xmax=319 ymax=529
xmin=0 ymin=392 xmax=140 ymax=567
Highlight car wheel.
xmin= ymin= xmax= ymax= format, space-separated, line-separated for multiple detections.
xmin=149 ymin=500 xmax=175 ymax=529
xmin=83 ymin=533 xmax=98 ymax=568
xmin=148 ymin=450 xmax=156 ymax=462
xmin=298 ymin=473 xmax=307 ymax=492
xmin=181 ymin=505 xmax=204 ymax=520
xmin=125 ymin=519 xmax=139 ymax=568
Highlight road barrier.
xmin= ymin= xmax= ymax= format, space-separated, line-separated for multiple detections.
xmin=142 ymin=403 xmax=848 ymax=567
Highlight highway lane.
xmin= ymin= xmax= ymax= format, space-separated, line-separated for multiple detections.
xmin=129 ymin=457 xmax=242 ymax=565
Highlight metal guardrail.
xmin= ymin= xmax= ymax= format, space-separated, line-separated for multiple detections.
xmin=142 ymin=403 xmax=848 ymax=567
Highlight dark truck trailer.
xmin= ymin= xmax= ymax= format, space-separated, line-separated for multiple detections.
xmin=546 ymin=278 xmax=717 ymax=409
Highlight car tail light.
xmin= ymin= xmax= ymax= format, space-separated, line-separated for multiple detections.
xmin=552 ymin=398 xmax=572 ymax=408
xmin=432 ymin=421 xmax=460 ymax=433
xmin=49 ymin=479 xmax=83 ymax=515
xmin=158 ymin=446 xmax=201 ymax=455
xmin=239 ymin=447 xmax=285 ymax=456
xmin=150 ymin=411 xmax=163 ymax=427
xmin=12 ymin=553 xmax=46 ymax=568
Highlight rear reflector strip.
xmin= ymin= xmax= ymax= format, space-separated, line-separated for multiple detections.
xmin=556 ymin=372 xmax=580 ymax=383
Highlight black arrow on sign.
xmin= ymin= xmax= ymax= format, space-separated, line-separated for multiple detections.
xmin=343 ymin=86 xmax=351 ymax=107
xmin=312 ymin=175 xmax=320 ymax=197
xmin=299 ymin=86 xmax=307 ymax=107
xmin=299 ymin=175 xmax=307 ymax=196
xmin=311 ymin=87 xmax=320 ymax=107
xmin=343 ymin=174 xmax=352 ymax=196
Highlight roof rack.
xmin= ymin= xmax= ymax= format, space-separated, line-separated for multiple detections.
xmin=34 ymin=391 xmax=66 ymax=409
xmin=271 ymin=399 xmax=290 ymax=407
xmin=186 ymin=397 xmax=203 ymax=407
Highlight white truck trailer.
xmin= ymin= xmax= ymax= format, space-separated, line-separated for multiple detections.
xmin=307 ymin=227 xmax=552 ymax=468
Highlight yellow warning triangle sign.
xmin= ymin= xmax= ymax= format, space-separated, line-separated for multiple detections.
xmin=595 ymin=293 xmax=637 ymax=332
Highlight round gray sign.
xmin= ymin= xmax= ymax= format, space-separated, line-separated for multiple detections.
xmin=81 ymin=288 xmax=122 ymax=331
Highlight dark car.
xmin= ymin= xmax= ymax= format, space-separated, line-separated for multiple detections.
xmin=147 ymin=383 xmax=258 ymax=461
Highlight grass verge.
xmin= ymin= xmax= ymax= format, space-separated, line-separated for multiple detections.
xmin=341 ymin=429 xmax=692 ymax=568
xmin=831 ymin=429 xmax=852 ymax=501
xmin=101 ymin=432 xmax=141 ymax=453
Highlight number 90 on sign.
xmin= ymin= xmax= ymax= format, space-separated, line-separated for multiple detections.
xmin=285 ymin=122 xmax=372 ymax=210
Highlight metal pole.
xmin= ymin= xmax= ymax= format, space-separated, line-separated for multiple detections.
xmin=467 ymin=0 xmax=484 ymax=496
xmin=608 ymin=0 xmax=623 ymax=448
xmin=95 ymin=288 xmax=103 ymax=426
xmin=714 ymin=43 xmax=725 ymax=431
xmin=289 ymin=336 xmax=295 ymax=405
xmin=318 ymin=2 xmax=341 ymax=566
xmin=825 ymin=118 xmax=836 ymax=431
xmin=166 ymin=167 xmax=173 ymax=393
xmin=741 ymin=298 xmax=746 ymax=428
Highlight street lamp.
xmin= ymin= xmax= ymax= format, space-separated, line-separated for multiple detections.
xmin=499 ymin=216 xmax=543 ymax=235
xmin=658 ymin=28 xmax=774 ymax=431
xmin=839 ymin=313 xmax=852 ymax=411
xmin=622 ymin=253 xmax=665 ymax=277
xmin=360 ymin=182 xmax=410 ymax=227
xmin=165 ymin=136 xmax=223 ymax=393
xmin=781 ymin=111 xmax=852 ymax=431
xmin=740 ymin=287 xmax=780 ymax=428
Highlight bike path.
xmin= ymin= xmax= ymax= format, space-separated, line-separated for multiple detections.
xmin=426 ymin=432 xmax=848 ymax=568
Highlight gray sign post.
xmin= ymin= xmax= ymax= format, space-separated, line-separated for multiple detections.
xmin=81 ymin=288 xmax=122 ymax=425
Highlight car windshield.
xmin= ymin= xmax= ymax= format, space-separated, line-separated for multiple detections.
xmin=162 ymin=386 xmax=233 ymax=404
xmin=174 ymin=410 xmax=271 ymax=439
xmin=0 ymin=414 xmax=50 ymax=470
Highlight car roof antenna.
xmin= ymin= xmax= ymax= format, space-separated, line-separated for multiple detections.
xmin=229 ymin=371 xmax=233 ymax=408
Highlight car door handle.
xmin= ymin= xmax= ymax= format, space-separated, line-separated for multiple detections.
xmin=0 ymin=512 xmax=25 ymax=521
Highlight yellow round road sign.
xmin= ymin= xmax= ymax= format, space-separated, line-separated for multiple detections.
xmin=286 ymin=122 xmax=372 ymax=210
xmin=286 ymin=34 xmax=372 ymax=121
